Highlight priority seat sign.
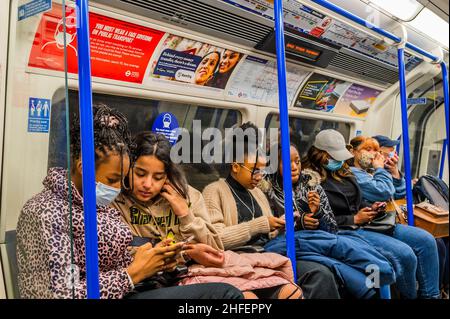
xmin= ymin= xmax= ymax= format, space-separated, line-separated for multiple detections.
xmin=28 ymin=98 xmax=51 ymax=133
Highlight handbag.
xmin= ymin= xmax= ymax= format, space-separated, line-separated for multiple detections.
xmin=361 ymin=211 xmax=397 ymax=236
xmin=388 ymin=199 xmax=449 ymax=238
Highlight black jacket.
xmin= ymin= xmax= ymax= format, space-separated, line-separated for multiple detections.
xmin=321 ymin=176 xmax=370 ymax=226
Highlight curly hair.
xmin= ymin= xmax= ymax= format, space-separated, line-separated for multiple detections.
xmin=70 ymin=103 xmax=134 ymax=168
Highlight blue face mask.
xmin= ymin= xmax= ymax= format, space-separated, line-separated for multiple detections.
xmin=324 ymin=159 xmax=344 ymax=172
xmin=96 ymin=182 xmax=121 ymax=206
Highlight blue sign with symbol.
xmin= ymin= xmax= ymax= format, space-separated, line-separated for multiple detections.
xmin=152 ymin=112 xmax=180 ymax=145
xmin=28 ymin=98 xmax=51 ymax=133
xmin=407 ymin=98 xmax=427 ymax=105
xmin=18 ymin=0 xmax=52 ymax=21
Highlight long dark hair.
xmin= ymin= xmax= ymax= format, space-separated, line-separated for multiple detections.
xmin=130 ymin=131 xmax=189 ymax=199
xmin=302 ymin=146 xmax=352 ymax=182
xmin=208 ymin=51 xmax=242 ymax=89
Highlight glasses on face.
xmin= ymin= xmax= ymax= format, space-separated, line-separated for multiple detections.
xmin=239 ymin=164 xmax=267 ymax=178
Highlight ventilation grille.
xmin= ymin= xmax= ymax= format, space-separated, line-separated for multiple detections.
xmin=119 ymin=0 xmax=272 ymax=44
xmin=329 ymin=51 xmax=399 ymax=85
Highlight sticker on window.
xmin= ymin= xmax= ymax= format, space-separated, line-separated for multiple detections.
xmin=28 ymin=97 xmax=51 ymax=133
xmin=151 ymin=112 xmax=180 ymax=145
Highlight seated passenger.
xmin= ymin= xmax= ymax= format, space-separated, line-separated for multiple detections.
xmin=115 ymin=131 xmax=301 ymax=299
xmin=261 ymin=142 xmax=395 ymax=299
xmin=203 ymin=122 xmax=359 ymax=299
xmin=353 ymin=135 xmax=447 ymax=298
xmin=372 ymin=135 xmax=406 ymax=199
xmin=377 ymin=135 xmax=450 ymax=299
xmin=263 ymin=142 xmax=338 ymax=234
xmin=112 ymin=131 xmax=222 ymax=250
xmin=16 ymin=104 xmax=243 ymax=299
xmin=302 ymin=129 xmax=440 ymax=299
xmin=349 ymin=136 xmax=403 ymax=202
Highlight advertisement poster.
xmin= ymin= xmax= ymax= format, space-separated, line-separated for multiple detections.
xmin=149 ymin=34 xmax=243 ymax=89
xmin=321 ymin=20 xmax=398 ymax=66
xmin=226 ymin=56 xmax=309 ymax=106
xmin=221 ymin=0 xmax=325 ymax=32
xmin=295 ymin=74 xmax=350 ymax=112
xmin=221 ymin=0 xmax=422 ymax=70
xmin=334 ymin=84 xmax=382 ymax=118
xmin=28 ymin=4 xmax=165 ymax=83
xmin=295 ymin=74 xmax=382 ymax=118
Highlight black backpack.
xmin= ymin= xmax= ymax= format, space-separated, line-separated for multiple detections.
xmin=413 ymin=175 xmax=449 ymax=210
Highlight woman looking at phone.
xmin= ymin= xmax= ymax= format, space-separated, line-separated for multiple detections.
xmin=302 ymin=130 xmax=440 ymax=299
xmin=16 ymin=104 xmax=241 ymax=299
xmin=114 ymin=131 xmax=298 ymax=299
xmin=113 ymin=131 xmax=223 ymax=251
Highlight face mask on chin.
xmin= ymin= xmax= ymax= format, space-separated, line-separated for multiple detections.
xmin=96 ymin=182 xmax=121 ymax=206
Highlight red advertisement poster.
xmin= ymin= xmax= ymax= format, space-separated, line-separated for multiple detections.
xmin=28 ymin=4 xmax=165 ymax=83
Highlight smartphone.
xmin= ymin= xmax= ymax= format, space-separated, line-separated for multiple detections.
xmin=376 ymin=202 xmax=387 ymax=213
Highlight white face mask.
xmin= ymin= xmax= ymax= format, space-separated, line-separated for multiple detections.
xmin=96 ymin=182 xmax=121 ymax=206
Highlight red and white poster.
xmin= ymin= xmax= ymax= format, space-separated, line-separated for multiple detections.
xmin=28 ymin=4 xmax=165 ymax=83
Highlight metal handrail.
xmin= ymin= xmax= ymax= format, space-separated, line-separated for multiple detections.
xmin=308 ymin=0 xmax=449 ymax=226
xmin=76 ymin=0 xmax=100 ymax=299
xmin=274 ymin=0 xmax=297 ymax=281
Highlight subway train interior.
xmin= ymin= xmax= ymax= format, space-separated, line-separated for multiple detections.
xmin=0 ymin=0 xmax=448 ymax=300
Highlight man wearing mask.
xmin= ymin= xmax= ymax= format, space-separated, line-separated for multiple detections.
xmin=373 ymin=135 xmax=406 ymax=199
xmin=347 ymin=136 xmax=397 ymax=203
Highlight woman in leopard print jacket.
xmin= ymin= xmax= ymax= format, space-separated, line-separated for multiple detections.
xmin=16 ymin=104 xmax=242 ymax=299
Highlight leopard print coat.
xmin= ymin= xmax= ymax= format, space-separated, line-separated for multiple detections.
xmin=16 ymin=168 xmax=134 ymax=299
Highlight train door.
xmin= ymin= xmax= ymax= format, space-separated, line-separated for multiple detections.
xmin=0 ymin=0 xmax=76 ymax=298
xmin=0 ymin=0 xmax=11 ymax=299
xmin=392 ymin=75 xmax=448 ymax=183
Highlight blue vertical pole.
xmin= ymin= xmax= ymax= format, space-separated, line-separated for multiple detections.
xmin=273 ymin=0 xmax=297 ymax=280
xmin=440 ymin=62 xmax=449 ymax=180
xmin=76 ymin=0 xmax=100 ymax=298
xmin=380 ymin=285 xmax=391 ymax=299
xmin=398 ymin=48 xmax=415 ymax=226
xmin=439 ymin=140 xmax=447 ymax=179
xmin=396 ymin=135 xmax=401 ymax=155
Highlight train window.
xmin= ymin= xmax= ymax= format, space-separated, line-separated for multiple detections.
xmin=404 ymin=76 xmax=445 ymax=178
xmin=49 ymin=89 xmax=242 ymax=191
xmin=264 ymin=113 xmax=352 ymax=157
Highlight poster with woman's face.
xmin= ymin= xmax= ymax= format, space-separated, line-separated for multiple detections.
xmin=149 ymin=34 xmax=243 ymax=89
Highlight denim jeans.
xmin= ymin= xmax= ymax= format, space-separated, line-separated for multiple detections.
xmin=265 ymin=230 xmax=395 ymax=298
xmin=356 ymin=224 xmax=440 ymax=299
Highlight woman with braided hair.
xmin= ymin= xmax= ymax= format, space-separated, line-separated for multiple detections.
xmin=16 ymin=103 xmax=243 ymax=299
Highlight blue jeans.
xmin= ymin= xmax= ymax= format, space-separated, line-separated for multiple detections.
xmin=265 ymin=230 xmax=395 ymax=299
xmin=356 ymin=224 xmax=440 ymax=299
